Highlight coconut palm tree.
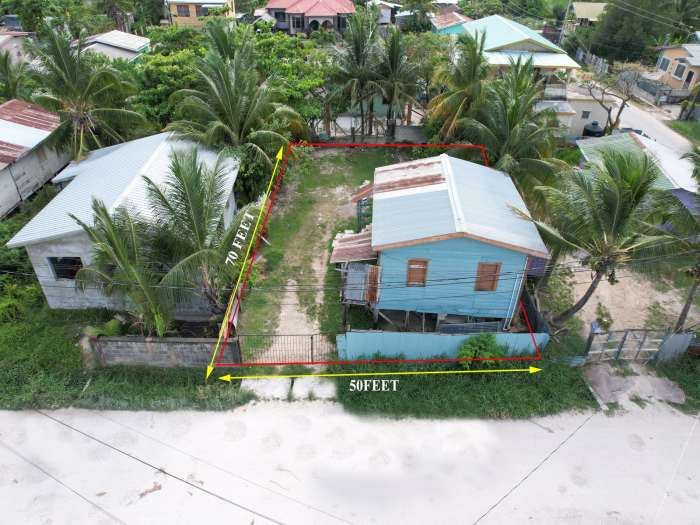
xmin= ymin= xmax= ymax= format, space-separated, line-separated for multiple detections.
xmin=71 ymin=200 xmax=173 ymax=337
xmin=26 ymin=29 xmax=145 ymax=160
xmin=0 ymin=50 xmax=26 ymax=100
xmin=167 ymin=52 xmax=303 ymax=169
xmin=517 ymin=149 xmax=664 ymax=328
xmin=459 ymin=57 xmax=563 ymax=202
xmin=429 ymin=31 xmax=490 ymax=140
xmin=203 ymin=16 xmax=255 ymax=64
xmin=375 ymin=26 xmax=417 ymax=138
xmin=333 ymin=7 xmax=379 ymax=137
xmin=145 ymin=148 xmax=260 ymax=315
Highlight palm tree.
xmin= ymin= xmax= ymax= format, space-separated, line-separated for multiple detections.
xmin=71 ymin=200 xmax=173 ymax=336
xmin=333 ymin=7 xmax=379 ymax=137
xmin=518 ymin=150 xmax=664 ymax=328
xmin=145 ymin=148 xmax=260 ymax=315
xmin=167 ymin=52 xmax=303 ymax=170
xmin=403 ymin=0 xmax=436 ymax=31
xmin=26 ymin=29 xmax=145 ymax=160
xmin=429 ymin=32 xmax=490 ymax=140
xmin=203 ymin=17 xmax=255 ymax=64
xmin=459 ymin=57 xmax=564 ymax=202
xmin=643 ymin=146 xmax=700 ymax=331
xmin=376 ymin=27 xmax=417 ymax=138
xmin=0 ymin=50 xmax=26 ymax=100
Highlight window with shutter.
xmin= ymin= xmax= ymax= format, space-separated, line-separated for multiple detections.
xmin=406 ymin=259 xmax=428 ymax=287
xmin=475 ymin=262 xmax=501 ymax=291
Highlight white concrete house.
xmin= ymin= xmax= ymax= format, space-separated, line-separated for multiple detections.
xmin=7 ymin=132 xmax=239 ymax=312
xmin=0 ymin=99 xmax=69 ymax=218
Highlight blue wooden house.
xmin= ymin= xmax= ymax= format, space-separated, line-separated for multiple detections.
xmin=331 ymin=154 xmax=549 ymax=331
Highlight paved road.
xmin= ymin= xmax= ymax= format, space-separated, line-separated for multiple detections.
xmin=1 ymin=403 xmax=698 ymax=524
xmin=619 ymin=101 xmax=693 ymax=154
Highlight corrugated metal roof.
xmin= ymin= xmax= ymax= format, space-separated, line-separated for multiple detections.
xmin=84 ymin=42 xmax=140 ymax=61
xmin=0 ymin=99 xmax=60 ymax=168
xmin=369 ymin=154 xmax=548 ymax=257
xmin=576 ymin=132 xmax=693 ymax=191
xmin=85 ymin=30 xmax=150 ymax=52
xmin=330 ymin=229 xmax=377 ymax=263
xmin=572 ymin=2 xmax=607 ymax=21
xmin=485 ymin=50 xmax=580 ymax=69
xmin=431 ymin=11 xmax=471 ymax=30
xmin=7 ymin=133 xmax=240 ymax=248
xmin=458 ymin=15 xmax=565 ymax=54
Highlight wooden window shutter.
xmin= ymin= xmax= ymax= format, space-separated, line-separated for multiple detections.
xmin=475 ymin=262 xmax=501 ymax=291
xmin=406 ymin=259 xmax=428 ymax=287
xmin=366 ymin=265 xmax=380 ymax=304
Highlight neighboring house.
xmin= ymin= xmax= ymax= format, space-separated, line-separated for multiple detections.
xmin=536 ymin=90 xmax=608 ymax=139
xmin=82 ymin=30 xmax=150 ymax=62
xmin=577 ymin=132 xmax=697 ymax=192
xmin=6 ymin=133 xmax=240 ymax=312
xmin=166 ymin=0 xmax=235 ymax=27
xmin=236 ymin=8 xmax=276 ymax=24
xmin=0 ymin=100 xmax=69 ymax=218
xmin=430 ymin=11 xmax=472 ymax=35
xmin=563 ymin=2 xmax=607 ymax=32
xmin=655 ymin=44 xmax=700 ymax=92
xmin=0 ymin=30 xmax=30 ymax=64
xmin=331 ymin=154 xmax=548 ymax=330
xmin=264 ymin=0 xmax=355 ymax=34
xmin=368 ymin=0 xmax=400 ymax=26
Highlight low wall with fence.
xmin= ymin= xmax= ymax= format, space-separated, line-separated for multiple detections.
xmin=336 ymin=331 xmax=549 ymax=360
xmin=93 ymin=336 xmax=217 ymax=368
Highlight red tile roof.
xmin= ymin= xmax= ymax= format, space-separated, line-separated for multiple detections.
xmin=431 ymin=11 xmax=471 ymax=30
xmin=0 ymin=99 xmax=61 ymax=132
xmin=266 ymin=0 xmax=355 ymax=15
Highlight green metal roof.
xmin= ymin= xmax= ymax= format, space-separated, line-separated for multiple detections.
xmin=457 ymin=15 xmax=566 ymax=54
xmin=576 ymin=134 xmax=676 ymax=190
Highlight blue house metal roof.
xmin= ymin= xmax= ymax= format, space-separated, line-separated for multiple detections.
xmin=370 ymin=154 xmax=548 ymax=258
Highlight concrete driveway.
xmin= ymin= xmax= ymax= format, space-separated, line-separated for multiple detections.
xmin=619 ymin=101 xmax=693 ymax=154
xmin=0 ymin=403 xmax=698 ymax=525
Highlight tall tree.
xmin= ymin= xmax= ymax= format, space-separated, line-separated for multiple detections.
xmin=402 ymin=0 xmax=436 ymax=31
xmin=429 ymin=32 xmax=489 ymax=140
xmin=376 ymin=27 xmax=417 ymax=138
xmin=26 ymin=29 xmax=144 ymax=160
xmin=0 ymin=50 xmax=26 ymax=100
xmin=459 ymin=57 xmax=562 ymax=201
xmin=518 ymin=150 xmax=663 ymax=328
xmin=333 ymin=7 xmax=378 ymax=138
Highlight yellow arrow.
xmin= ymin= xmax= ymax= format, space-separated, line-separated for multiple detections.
xmin=207 ymin=145 xmax=286 ymax=381
xmin=217 ymin=366 xmax=542 ymax=381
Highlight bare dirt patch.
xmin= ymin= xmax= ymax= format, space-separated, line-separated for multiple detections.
xmin=571 ymin=267 xmax=700 ymax=332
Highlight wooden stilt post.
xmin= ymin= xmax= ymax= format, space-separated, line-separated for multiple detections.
xmin=404 ymin=310 xmax=410 ymax=330
xmin=422 ymin=312 xmax=425 ymax=332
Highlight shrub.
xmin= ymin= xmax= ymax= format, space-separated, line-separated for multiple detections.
xmin=595 ymin=302 xmax=613 ymax=331
xmin=457 ymin=333 xmax=507 ymax=369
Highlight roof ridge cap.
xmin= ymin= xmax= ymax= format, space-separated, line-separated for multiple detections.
xmin=441 ymin=154 xmax=465 ymax=233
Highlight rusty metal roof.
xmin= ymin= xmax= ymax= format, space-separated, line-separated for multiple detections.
xmin=0 ymin=99 xmax=60 ymax=168
xmin=330 ymin=228 xmax=377 ymax=264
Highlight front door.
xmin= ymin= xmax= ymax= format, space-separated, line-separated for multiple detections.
xmin=685 ymin=70 xmax=695 ymax=89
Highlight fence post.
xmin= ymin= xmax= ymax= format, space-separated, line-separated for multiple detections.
xmin=584 ymin=323 xmax=597 ymax=358
xmin=635 ymin=330 xmax=649 ymax=361
xmin=310 ymin=335 xmax=314 ymax=362
xmin=615 ymin=330 xmax=629 ymax=361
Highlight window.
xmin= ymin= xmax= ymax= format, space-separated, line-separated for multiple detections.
xmin=581 ymin=110 xmax=591 ymax=119
xmin=475 ymin=262 xmax=501 ymax=292
xmin=195 ymin=5 xmax=208 ymax=16
xmin=337 ymin=16 xmax=347 ymax=30
xmin=658 ymin=57 xmax=671 ymax=71
xmin=293 ymin=16 xmax=303 ymax=29
xmin=673 ymin=63 xmax=687 ymax=79
xmin=274 ymin=10 xmax=285 ymax=21
xmin=406 ymin=259 xmax=428 ymax=287
xmin=176 ymin=4 xmax=190 ymax=16
xmin=48 ymin=257 xmax=83 ymax=280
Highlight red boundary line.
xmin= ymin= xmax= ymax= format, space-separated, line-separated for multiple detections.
xmin=216 ymin=142 xmax=544 ymax=368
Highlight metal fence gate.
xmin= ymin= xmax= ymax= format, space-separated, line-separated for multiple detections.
xmin=585 ymin=328 xmax=669 ymax=363
xmin=228 ymin=334 xmax=337 ymax=365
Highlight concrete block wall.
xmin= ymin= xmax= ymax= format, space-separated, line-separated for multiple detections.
xmin=95 ymin=336 xmax=219 ymax=368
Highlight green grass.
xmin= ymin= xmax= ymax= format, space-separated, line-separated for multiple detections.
xmin=0 ymin=306 xmax=253 ymax=410
xmin=668 ymin=120 xmax=700 ymax=145
xmin=655 ymin=356 xmax=700 ymax=414
xmin=331 ymin=357 xmax=596 ymax=419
